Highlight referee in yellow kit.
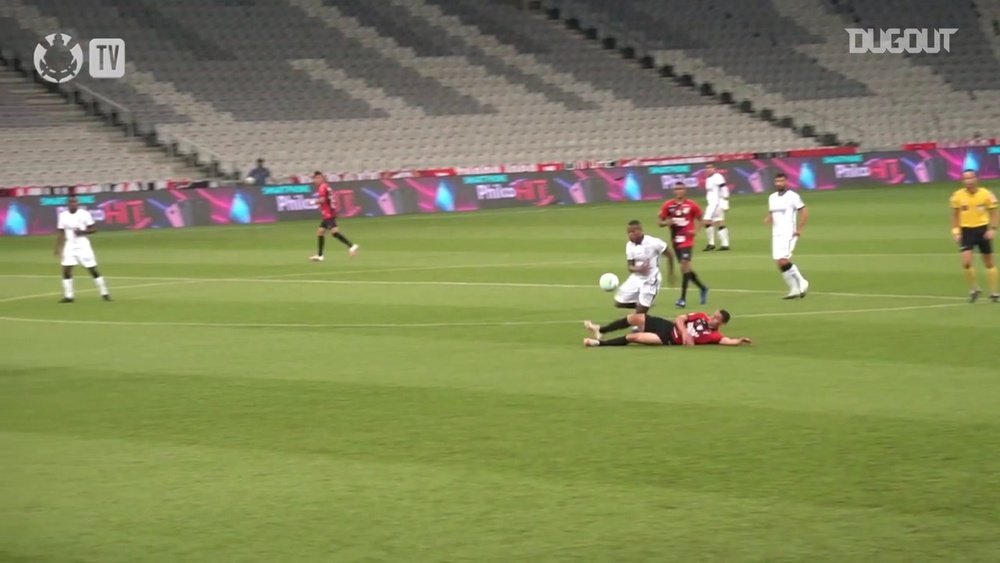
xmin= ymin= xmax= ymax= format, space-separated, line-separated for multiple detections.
xmin=951 ymin=169 xmax=999 ymax=302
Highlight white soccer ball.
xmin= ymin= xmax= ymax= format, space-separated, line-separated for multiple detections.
xmin=245 ymin=176 xmax=255 ymax=185
xmin=599 ymin=273 xmax=620 ymax=292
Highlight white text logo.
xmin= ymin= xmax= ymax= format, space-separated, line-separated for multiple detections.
xmin=476 ymin=185 xmax=516 ymax=200
xmin=846 ymin=28 xmax=957 ymax=54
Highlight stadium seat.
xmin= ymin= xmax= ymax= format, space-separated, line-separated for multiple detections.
xmin=550 ymin=0 xmax=1000 ymax=148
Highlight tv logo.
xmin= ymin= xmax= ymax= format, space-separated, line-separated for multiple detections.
xmin=34 ymin=33 xmax=125 ymax=83
xmin=846 ymin=28 xmax=957 ymax=54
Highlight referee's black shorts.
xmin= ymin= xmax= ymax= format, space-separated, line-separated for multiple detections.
xmin=960 ymin=226 xmax=993 ymax=254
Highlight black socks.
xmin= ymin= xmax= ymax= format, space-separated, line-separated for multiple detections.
xmin=599 ymin=317 xmax=631 ymax=334
xmin=333 ymin=232 xmax=353 ymax=247
xmin=682 ymin=271 xmax=706 ymax=299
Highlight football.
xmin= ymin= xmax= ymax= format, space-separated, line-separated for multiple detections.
xmin=598 ymin=272 xmax=619 ymax=292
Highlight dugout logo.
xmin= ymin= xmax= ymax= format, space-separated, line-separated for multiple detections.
xmin=846 ymin=28 xmax=957 ymax=54
xmin=34 ymin=33 xmax=126 ymax=83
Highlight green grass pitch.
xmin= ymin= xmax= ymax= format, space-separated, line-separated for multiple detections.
xmin=1 ymin=183 xmax=998 ymax=562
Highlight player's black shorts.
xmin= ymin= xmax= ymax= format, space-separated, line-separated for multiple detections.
xmin=319 ymin=217 xmax=338 ymax=229
xmin=960 ymin=226 xmax=992 ymax=254
xmin=643 ymin=315 xmax=677 ymax=346
xmin=673 ymin=245 xmax=693 ymax=262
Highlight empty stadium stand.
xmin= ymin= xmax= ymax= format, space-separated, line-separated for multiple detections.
xmin=549 ymin=0 xmax=1000 ymax=148
xmin=0 ymin=67 xmax=203 ymax=186
xmin=0 ymin=0 xmax=814 ymax=186
xmin=5 ymin=0 xmax=997 ymax=187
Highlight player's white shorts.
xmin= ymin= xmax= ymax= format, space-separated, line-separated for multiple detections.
xmin=61 ymin=245 xmax=98 ymax=268
xmin=772 ymin=235 xmax=798 ymax=261
xmin=614 ymin=273 xmax=661 ymax=309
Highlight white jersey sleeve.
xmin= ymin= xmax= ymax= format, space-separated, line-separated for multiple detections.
xmin=57 ymin=210 xmax=68 ymax=231
xmin=81 ymin=209 xmax=95 ymax=228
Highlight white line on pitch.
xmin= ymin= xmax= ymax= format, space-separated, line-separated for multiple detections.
xmin=0 ymin=302 xmax=966 ymax=329
xmin=740 ymin=302 xmax=962 ymax=318
xmin=0 ymin=280 xmax=204 ymax=304
xmin=257 ymin=259 xmax=605 ymax=280
xmin=0 ymin=274 xmax=966 ymax=301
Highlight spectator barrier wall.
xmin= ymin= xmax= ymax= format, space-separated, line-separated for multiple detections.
xmin=3 ymin=145 xmax=998 ymax=236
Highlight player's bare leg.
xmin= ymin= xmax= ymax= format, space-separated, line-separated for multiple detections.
xmin=585 ymin=331 xmax=664 ymax=347
xmin=59 ymin=265 xmax=74 ymax=303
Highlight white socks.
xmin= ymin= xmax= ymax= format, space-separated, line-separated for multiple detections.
xmin=789 ymin=265 xmax=807 ymax=287
xmin=62 ymin=276 xmax=109 ymax=298
xmin=94 ymin=276 xmax=109 ymax=296
xmin=782 ymin=265 xmax=808 ymax=293
xmin=707 ymin=226 xmax=730 ymax=247
xmin=781 ymin=269 xmax=799 ymax=292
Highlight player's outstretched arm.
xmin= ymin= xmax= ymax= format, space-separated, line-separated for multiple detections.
xmin=53 ymin=230 xmax=64 ymax=256
xmin=719 ymin=337 xmax=752 ymax=346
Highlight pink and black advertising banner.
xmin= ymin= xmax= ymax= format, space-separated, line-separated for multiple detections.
xmin=3 ymin=145 xmax=999 ymax=236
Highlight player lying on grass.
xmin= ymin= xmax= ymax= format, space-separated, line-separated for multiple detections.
xmin=582 ymin=310 xmax=751 ymax=347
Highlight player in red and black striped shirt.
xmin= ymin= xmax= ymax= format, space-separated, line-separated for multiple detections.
xmin=310 ymin=171 xmax=359 ymax=262
xmin=659 ymin=182 xmax=709 ymax=308
xmin=583 ymin=310 xmax=751 ymax=347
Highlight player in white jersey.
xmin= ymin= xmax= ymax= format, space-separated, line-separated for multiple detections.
xmin=765 ymin=173 xmax=810 ymax=299
xmin=55 ymin=196 xmax=111 ymax=303
xmin=585 ymin=220 xmax=674 ymax=338
xmin=614 ymin=220 xmax=674 ymax=313
xmin=702 ymin=163 xmax=731 ymax=251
